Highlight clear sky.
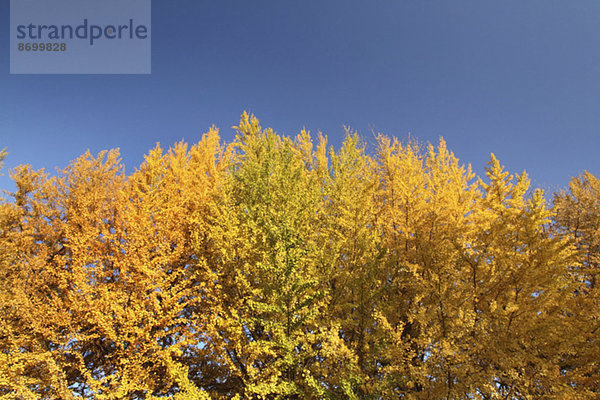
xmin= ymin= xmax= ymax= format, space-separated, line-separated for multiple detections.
xmin=1 ymin=1 xmax=599 ymax=195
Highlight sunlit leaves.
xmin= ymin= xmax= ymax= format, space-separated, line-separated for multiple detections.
xmin=0 ymin=115 xmax=595 ymax=399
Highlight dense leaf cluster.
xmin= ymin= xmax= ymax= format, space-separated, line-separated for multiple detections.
xmin=1 ymin=113 xmax=599 ymax=399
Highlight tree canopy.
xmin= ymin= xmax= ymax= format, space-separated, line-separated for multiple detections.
xmin=0 ymin=114 xmax=598 ymax=399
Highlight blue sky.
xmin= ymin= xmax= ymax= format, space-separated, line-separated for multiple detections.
xmin=1 ymin=1 xmax=599 ymax=195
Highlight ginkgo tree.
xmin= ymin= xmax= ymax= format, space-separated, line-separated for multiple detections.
xmin=0 ymin=114 xmax=595 ymax=399
xmin=554 ymin=172 xmax=600 ymax=396
xmin=464 ymin=156 xmax=578 ymax=399
xmin=199 ymin=113 xmax=364 ymax=398
xmin=373 ymin=136 xmax=481 ymax=399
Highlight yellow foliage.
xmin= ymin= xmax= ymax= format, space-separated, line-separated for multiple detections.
xmin=0 ymin=115 xmax=595 ymax=398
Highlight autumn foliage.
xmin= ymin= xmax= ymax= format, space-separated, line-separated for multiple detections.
xmin=1 ymin=113 xmax=599 ymax=399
